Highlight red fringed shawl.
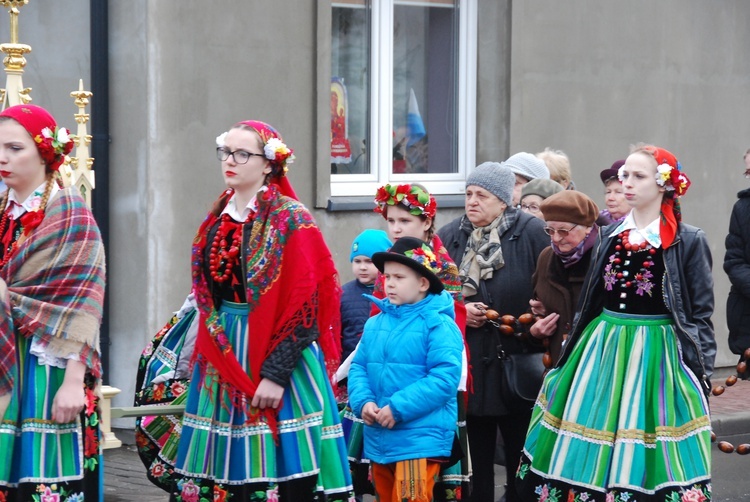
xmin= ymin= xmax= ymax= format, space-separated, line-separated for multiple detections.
xmin=191 ymin=184 xmax=342 ymax=433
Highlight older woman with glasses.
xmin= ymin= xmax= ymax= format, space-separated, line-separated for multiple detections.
xmin=519 ymin=178 xmax=564 ymax=219
xmin=528 ymin=191 xmax=599 ymax=365
xmin=438 ymin=161 xmax=548 ymax=502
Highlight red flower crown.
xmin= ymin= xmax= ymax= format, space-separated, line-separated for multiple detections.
xmin=374 ymin=183 xmax=437 ymax=218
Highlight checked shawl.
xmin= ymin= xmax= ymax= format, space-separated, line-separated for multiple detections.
xmin=0 ymin=187 xmax=106 ymax=397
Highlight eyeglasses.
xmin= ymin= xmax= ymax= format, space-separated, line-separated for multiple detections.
xmin=216 ymin=147 xmax=266 ymax=164
xmin=543 ymin=224 xmax=578 ymax=237
xmin=521 ymin=203 xmax=541 ymax=213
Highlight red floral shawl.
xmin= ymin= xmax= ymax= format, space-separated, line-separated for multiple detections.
xmin=191 ymin=184 xmax=341 ymax=433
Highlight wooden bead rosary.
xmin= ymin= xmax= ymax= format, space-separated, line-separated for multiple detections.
xmin=711 ymin=347 xmax=750 ymax=455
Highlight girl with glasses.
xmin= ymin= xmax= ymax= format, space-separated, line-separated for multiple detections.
xmin=517 ymin=145 xmax=714 ymax=501
xmin=136 ymin=120 xmax=353 ymax=502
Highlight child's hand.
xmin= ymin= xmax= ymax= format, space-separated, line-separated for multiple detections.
xmin=362 ymin=402 xmax=380 ymax=425
xmin=376 ymin=405 xmax=396 ymax=429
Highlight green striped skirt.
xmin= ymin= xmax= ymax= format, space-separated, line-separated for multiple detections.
xmin=166 ymin=301 xmax=353 ymax=501
xmin=0 ymin=334 xmax=102 ymax=501
xmin=517 ymin=309 xmax=711 ymax=502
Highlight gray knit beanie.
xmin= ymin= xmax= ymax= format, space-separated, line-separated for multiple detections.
xmin=466 ymin=162 xmax=515 ymax=207
xmin=521 ymin=177 xmax=564 ymax=201
xmin=505 ymin=152 xmax=550 ymax=181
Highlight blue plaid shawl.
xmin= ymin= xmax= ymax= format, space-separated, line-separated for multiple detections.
xmin=0 ymin=187 xmax=106 ymax=397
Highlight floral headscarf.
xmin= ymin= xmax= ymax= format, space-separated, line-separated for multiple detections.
xmin=216 ymin=120 xmax=297 ymax=199
xmin=618 ymin=145 xmax=691 ymax=248
xmin=0 ymin=104 xmax=74 ymax=172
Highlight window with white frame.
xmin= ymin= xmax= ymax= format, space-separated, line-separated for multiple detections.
xmin=330 ymin=0 xmax=476 ymax=198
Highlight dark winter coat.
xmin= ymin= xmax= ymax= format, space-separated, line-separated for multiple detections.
xmin=531 ymin=243 xmax=594 ymax=364
xmin=437 ymin=209 xmax=549 ymax=416
xmin=340 ymin=279 xmax=375 ymax=362
xmin=724 ymin=188 xmax=750 ymax=355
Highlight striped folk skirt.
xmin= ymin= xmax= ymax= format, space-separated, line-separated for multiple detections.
xmin=0 ymin=335 xmax=102 ymax=501
xmin=141 ymin=301 xmax=353 ymax=502
xmin=517 ymin=309 xmax=711 ymax=502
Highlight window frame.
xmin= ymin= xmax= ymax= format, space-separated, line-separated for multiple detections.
xmin=329 ymin=0 xmax=477 ymax=198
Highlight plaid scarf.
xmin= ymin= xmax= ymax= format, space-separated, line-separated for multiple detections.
xmin=0 ymin=188 xmax=106 ymax=397
xmin=458 ymin=209 xmax=517 ymax=297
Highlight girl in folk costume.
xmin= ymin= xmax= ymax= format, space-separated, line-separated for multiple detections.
xmin=517 ymin=145 xmax=715 ymax=501
xmin=341 ymin=183 xmax=470 ymax=501
xmin=137 ymin=120 xmax=353 ymax=502
xmin=0 ymin=104 xmax=106 ymax=501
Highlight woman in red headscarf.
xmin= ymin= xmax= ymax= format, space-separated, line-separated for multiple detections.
xmin=0 ymin=104 xmax=106 ymax=501
xmin=136 ymin=120 xmax=352 ymax=502
xmin=517 ymin=145 xmax=715 ymax=502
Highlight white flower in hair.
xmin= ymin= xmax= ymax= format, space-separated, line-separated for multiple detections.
xmin=264 ymin=137 xmax=287 ymax=160
xmin=57 ymin=127 xmax=70 ymax=144
xmin=41 ymin=127 xmax=54 ymax=139
xmin=617 ymin=165 xmax=626 ymax=183
xmin=215 ymin=132 xmax=228 ymax=147
xmin=656 ymin=163 xmax=672 ymax=188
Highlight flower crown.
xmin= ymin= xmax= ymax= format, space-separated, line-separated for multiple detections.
xmin=405 ymin=243 xmax=440 ymax=275
xmin=216 ymin=131 xmax=295 ymax=174
xmin=617 ymin=153 xmax=691 ymax=197
xmin=374 ymin=183 xmax=437 ymax=218
xmin=34 ymin=126 xmax=74 ymax=171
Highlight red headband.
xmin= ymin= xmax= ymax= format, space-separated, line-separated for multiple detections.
xmin=0 ymin=104 xmax=74 ymax=171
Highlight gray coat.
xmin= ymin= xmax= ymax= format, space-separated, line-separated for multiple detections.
xmin=437 ymin=209 xmax=549 ymax=416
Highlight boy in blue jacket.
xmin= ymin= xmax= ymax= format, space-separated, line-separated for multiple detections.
xmin=348 ymin=237 xmax=463 ymax=502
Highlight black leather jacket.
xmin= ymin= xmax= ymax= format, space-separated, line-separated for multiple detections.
xmin=558 ymin=222 xmax=716 ymax=395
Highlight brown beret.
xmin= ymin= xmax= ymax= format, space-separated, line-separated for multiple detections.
xmin=540 ymin=190 xmax=599 ymax=226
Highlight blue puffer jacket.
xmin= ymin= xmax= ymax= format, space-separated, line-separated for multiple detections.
xmin=348 ymin=290 xmax=463 ymax=464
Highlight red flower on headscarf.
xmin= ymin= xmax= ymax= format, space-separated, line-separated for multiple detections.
xmin=34 ymin=126 xmax=74 ymax=171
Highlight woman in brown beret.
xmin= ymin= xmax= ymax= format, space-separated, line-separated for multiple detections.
xmin=528 ymin=190 xmax=599 ymax=364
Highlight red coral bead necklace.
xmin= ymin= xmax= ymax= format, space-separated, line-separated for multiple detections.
xmin=208 ymin=214 xmax=243 ymax=283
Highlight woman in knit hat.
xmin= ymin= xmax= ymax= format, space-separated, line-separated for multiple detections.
xmin=135 ymin=120 xmax=353 ymax=501
xmin=502 ymin=152 xmax=550 ymax=207
xmin=0 ymin=104 xmax=106 ymax=500
xmin=527 ymin=190 xmax=599 ymax=364
xmin=437 ymin=162 xmax=548 ymax=502
xmin=518 ymin=145 xmax=714 ymax=501
xmin=519 ymin=177 xmax=564 ymax=219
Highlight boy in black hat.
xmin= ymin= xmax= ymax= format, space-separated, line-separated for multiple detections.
xmin=348 ymin=237 xmax=463 ymax=502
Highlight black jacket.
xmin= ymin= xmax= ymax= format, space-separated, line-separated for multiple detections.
xmin=438 ymin=209 xmax=549 ymax=416
xmin=340 ymin=279 xmax=374 ymax=362
xmin=560 ymin=221 xmax=716 ymax=395
xmin=724 ymin=188 xmax=750 ymax=355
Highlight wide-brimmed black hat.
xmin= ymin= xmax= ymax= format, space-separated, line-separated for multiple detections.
xmin=372 ymin=236 xmax=444 ymax=294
